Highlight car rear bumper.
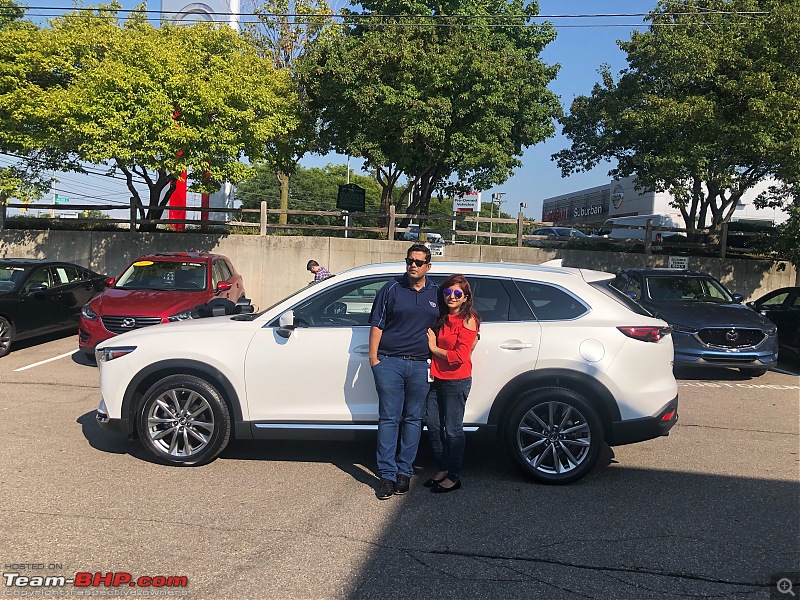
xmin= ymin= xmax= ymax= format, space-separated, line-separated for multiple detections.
xmin=607 ymin=395 xmax=679 ymax=446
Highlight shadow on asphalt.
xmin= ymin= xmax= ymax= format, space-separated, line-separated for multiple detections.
xmin=8 ymin=329 xmax=75 ymax=353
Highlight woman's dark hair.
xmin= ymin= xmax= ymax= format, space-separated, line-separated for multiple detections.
xmin=434 ymin=274 xmax=481 ymax=331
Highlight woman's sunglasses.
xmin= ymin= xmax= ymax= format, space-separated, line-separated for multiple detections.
xmin=443 ymin=288 xmax=464 ymax=299
xmin=405 ymin=258 xmax=429 ymax=267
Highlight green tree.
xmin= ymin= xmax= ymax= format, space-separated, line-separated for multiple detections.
xmin=554 ymin=0 xmax=800 ymax=236
xmin=242 ymin=0 xmax=336 ymax=225
xmin=300 ymin=0 xmax=561 ymax=220
xmin=0 ymin=3 xmax=300 ymax=230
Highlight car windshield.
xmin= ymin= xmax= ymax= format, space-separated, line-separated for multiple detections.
xmin=0 ymin=265 xmax=28 ymax=292
xmin=115 ymin=261 xmax=207 ymax=291
xmin=645 ymin=276 xmax=733 ymax=303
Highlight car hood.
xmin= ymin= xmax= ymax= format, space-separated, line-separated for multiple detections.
xmin=643 ymin=301 xmax=772 ymax=329
xmin=92 ymin=288 xmax=210 ymax=317
xmin=96 ymin=315 xmax=235 ymax=347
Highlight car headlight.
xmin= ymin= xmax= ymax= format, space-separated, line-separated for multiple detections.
xmin=97 ymin=346 xmax=136 ymax=362
xmin=766 ymin=326 xmax=777 ymax=335
xmin=81 ymin=304 xmax=99 ymax=320
xmin=168 ymin=310 xmax=193 ymax=322
xmin=670 ymin=324 xmax=698 ymax=333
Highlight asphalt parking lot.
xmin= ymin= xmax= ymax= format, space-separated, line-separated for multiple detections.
xmin=1 ymin=333 xmax=798 ymax=600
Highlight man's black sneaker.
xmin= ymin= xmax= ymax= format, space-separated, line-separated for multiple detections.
xmin=376 ymin=478 xmax=395 ymax=500
xmin=394 ymin=474 xmax=411 ymax=495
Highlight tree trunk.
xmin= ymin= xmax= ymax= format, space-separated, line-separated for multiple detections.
xmin=277 ymin=171 xmax=290 ymax=226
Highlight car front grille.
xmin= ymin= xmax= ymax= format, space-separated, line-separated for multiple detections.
xmin=102 ymin=316 xmax=163 ymax=334
xmin=697 ymin=328 xmax=766 ymax=349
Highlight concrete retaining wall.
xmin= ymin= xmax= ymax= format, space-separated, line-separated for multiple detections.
xmin=0 ymin=230 xmax=795 ymax=309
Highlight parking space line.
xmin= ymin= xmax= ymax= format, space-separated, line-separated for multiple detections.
xmin=14 ymin=351 xmax=77 ymax=372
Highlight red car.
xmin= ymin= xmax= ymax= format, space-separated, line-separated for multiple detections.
xmin=79 ymin=252 xmax=245 ymax=358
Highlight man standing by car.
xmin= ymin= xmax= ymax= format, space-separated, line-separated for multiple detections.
xmin=369 ymin=244 xmax=439 ymax=499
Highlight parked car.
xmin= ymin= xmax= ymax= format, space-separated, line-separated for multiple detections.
xmin=527 ymin=227 xmax=588 ymax=241
xmin=95 ymin=261 xmax=678 ymax=484
xmin=402 ymin=225 xmax=444 ymax=244
xmin=747 ymin=286 xmax=800 ymax=360
xmin=610 ymin=268 xmax=778 ymax=376
xmin=0 ymin=259 xmax=107 ymax=358
xmin=79 ymin=251 xmax=245 ymax=358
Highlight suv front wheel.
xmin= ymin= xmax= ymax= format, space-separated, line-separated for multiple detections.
xmin=504 ymin=387 xmax=603 ymax=484
xmin=137 ymin=374 xmax=231 ymax=466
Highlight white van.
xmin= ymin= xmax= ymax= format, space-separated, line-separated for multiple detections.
xmin=604 ymin=214 xmax=681 ymax=241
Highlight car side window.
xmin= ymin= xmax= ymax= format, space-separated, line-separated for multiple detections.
xmin=761 ymin=292 xmax=789 ymax=308
xmin=53 ymin=266 xmax=81 ymax=285
xmin=515 ymin=281 xmax=589 ymax=321
xmin=24 ymin=267 xmax=52 ymax=291
xmin=220 ymin=260 xmax=234 ymax=281
xmin=290 ymin=277 xmax=395 ymax=327
xmin=470 ymin=277 xmax=517 ymax=322
xmin=211 ymin=261 xmax=225 ymax=287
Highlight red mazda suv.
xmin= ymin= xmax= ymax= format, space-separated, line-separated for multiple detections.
xmin=79 ymin=252 xmax=245 ymax=358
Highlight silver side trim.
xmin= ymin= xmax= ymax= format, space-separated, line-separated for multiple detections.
xmin=253 ymin=423 xmax=480 ymax=432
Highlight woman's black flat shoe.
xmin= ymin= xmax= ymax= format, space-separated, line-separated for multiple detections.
xmin=431 ymin=480 xmax=461 ymax=493
xmin=423 ymin=477 xmax=446 ymax=488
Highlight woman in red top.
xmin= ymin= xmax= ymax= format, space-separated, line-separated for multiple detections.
xmin=425 ymin=274 xmax=480 ymax=493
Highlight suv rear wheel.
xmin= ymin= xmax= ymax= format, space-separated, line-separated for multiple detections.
xmin=504 ymin=387 xmax=603 ymax=484
xmin=137 ymin=374 xmax=231 ymax=466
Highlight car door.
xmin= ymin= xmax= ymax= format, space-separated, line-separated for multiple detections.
xmin=758 ymin=289 xmax=800 ymax=351
xmin=243 ymin=276 xmax=395 ymax=425
xmin=51 ymin=265 xmax=97 ymax=327
xmin=17 ymin=267 xmax=65 ymax=336
xmin=460 ymin=277 xmax=542 ymax=424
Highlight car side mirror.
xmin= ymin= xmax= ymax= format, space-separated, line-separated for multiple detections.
xmin=277 ymin=310 xmax=295 ymax=339
xmin=104 ymin=277 xmax=115 ymax=287
xmin=216 ymin=281 xmax=232 ymax=293
xmin=731 ymin=293 xmax=744 ymax=303
xmin=25 ymin=284 xmax=47 ymax=294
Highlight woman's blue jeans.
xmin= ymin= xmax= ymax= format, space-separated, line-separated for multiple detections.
xmin=372 ymin=356 xmax=430 ymax=480
xmin=425 ymin=377 xmax=472 ymax=482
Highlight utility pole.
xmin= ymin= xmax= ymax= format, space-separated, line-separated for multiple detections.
xmin=489 ymin=192 xmax=506 ymax=245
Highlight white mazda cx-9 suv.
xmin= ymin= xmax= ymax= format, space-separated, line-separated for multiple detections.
xmin=95 ymin=261 xmax=678 ymax=484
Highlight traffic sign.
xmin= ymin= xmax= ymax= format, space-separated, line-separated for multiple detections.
xmin=54 ymin=194 xmax=70 ymax=203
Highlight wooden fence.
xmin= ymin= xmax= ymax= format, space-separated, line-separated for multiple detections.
xmin=0 ymin=199 xmax=770 ymax=259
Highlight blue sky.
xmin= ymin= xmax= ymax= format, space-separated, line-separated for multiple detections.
xmin=16 ymin=0 xmax=655 ymax=218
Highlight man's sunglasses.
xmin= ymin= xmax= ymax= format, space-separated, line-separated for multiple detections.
xmin=443 ymin=288 xmax=464 ymax=299
xmin=405 ymin=258 xmax=429 ymax=267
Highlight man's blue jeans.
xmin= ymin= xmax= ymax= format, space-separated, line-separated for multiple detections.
xmin=425 ymin=377 xmax=472 ymax=483
xmin=372 ymin=356 xmax=430 ymax=481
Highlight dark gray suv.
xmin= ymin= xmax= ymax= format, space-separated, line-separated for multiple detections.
xmin=610 ymin=269 xmax=778 ymax=376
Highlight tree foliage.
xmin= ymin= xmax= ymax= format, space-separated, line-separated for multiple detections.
xmin=554 ymin=0 xmax=800 ymax=235
xmin=0 ymin=3 xmax=300 ymax=229
xmin=242 ymin=0 xmax=336 ymax=224
xmin=300 ymin=0 xmax=561 ymax=219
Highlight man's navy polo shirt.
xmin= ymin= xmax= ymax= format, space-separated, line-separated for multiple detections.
xmin=368 ymin=274 xmax=439 ymax=358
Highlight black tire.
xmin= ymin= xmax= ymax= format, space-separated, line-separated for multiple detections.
xmin=0 ymin=316 xmax=14 ymax=358
xmin=503 ymin=387 xmax=604 ymax=485
xmin=740 ymin=368 xmax=768 ymax=377
xmin=137 ymin=374 xmax=231 ymax=466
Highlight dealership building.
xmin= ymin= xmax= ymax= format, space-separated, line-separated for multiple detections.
xmin=541 ymin=177 xmax=788 ymax=229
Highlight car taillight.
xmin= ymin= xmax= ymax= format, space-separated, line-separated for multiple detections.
xmin=617 ymin=326 xmax=672 ymax=342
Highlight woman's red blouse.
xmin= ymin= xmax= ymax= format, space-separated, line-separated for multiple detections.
xmin=431 ymin=313 xmax=478 ymax=380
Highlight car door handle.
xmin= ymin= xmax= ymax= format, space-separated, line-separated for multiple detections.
xmin=499 ymin=340 xmax=533 ymax=350
xmin=353 ymin=345 xmax=370 ymax=355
